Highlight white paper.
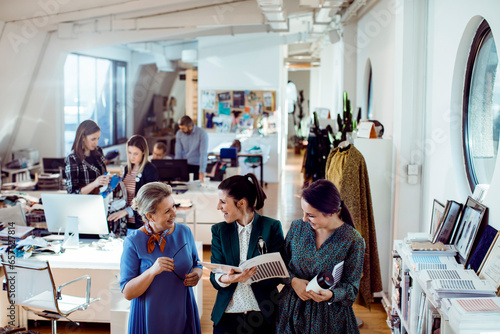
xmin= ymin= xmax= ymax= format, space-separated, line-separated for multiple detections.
xmin=306 ymin=261 xmax=344 ymax=293
xmin=200 ymin=252 xmax=289 ymax=283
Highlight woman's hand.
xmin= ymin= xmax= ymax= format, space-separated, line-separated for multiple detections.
xmin=93 ymin=174 xmax=110 ymax=188
xmin=220 ymin=267 xmax=258 ymax=284
xmin=107 ymin=209 xmax=128 ymax=222
xmin=150 ymin=257 xmax=175 ymax=276
xmin=184 ymin=268 xmax=202 ymax=287
xmin=307 ymin=289 xmax=333 ymax=303
xmin=291 ymin=277 xmax=311 ymax=301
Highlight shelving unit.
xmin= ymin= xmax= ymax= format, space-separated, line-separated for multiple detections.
xmin=389 ymin=240 xmax=455 ymax=334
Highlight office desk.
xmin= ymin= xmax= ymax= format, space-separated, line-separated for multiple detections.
xmin=173 ymin=184 xmax=221 ymax=245
xmin=176 ymin=205 xmax=197 ymax=239
xmin=208 ymin=153 xmax=264 ymax=186
xmin=0 ymin=240 xmax=203 ymax=329
xmin=2 ymin=165 xmax=41 ymax=183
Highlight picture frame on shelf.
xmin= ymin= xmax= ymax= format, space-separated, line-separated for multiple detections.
xmin=432 ymin=200 xmax=462 ymax=244
xmin=451 ymin=196 xmax=488 ymax=265
xmin=477 ymin=231 xmax=500 ymax=295
xmin=429 ymin=199 xmax=445 ymax=241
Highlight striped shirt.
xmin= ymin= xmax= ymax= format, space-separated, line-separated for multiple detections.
xmin=123 ymin=169 xmax=137 ymax=225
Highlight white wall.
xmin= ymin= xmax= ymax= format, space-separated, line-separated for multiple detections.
xmin=356 ymin=0 xmax=395 ymax=137
xmin=422 ymin=0 xmax=500 ymax=231
xmin=197 ymin=33 xmax=284 ymax=183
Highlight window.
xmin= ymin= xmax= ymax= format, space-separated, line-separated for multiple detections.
xmin=463 ymin=20 xmax=500 ymax=190
xmin=63 ymin=54 xmax=127 ymax=155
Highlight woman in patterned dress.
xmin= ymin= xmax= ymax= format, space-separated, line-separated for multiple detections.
xmin=210 ymin=173 xmax=285 ymax=334
xmin=277 ymin=179 xmax=365 ymax=334
xmin=108 ymin=135 xmax=158 ymax=230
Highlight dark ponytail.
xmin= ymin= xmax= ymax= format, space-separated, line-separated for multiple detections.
xmin=218 ymin=173 xmax=267 ymax=210
xmin=302 ymin=179 xmax=355 ymax=228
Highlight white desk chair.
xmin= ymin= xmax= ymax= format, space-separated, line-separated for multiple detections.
xmin=1 ymin=255 xmax=100 ymax=334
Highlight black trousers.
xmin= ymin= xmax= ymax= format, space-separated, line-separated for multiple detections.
xmin=187 ymin=164 xmax=200 ymax=180
xmin=213 ymin=311 xmax=275 ymax=334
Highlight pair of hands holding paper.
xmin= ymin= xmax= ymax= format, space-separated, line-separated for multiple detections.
xmin=218 ymin=267 xmax=258 ymax=284
xmin=291 ymin=277 xmax=333 ymax=302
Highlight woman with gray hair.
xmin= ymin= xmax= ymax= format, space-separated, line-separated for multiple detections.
xmin=120 ymin=182 xmax=202 ymax=334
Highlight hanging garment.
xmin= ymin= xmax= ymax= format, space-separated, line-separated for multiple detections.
xmin=302 ymin=126 xmax=333 ymax=185
xmin=325 ymin=144 xmax=383 ymax=309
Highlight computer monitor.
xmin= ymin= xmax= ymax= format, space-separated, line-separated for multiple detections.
xmin=41 ymin=194 xmax=109 ymax=235
xmin=43 ymin=158 xmax=66 ymax=174
xmin=152 ymin=159 xmax=189 ymax=182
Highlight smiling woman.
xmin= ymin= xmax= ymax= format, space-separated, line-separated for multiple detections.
xmin=277 ymin=179 xmax=365 ymax=334
xmin=120 ymin=182 xmax=203 ymax=334
xmin=210 ymin=173 xmax=284 ymax=334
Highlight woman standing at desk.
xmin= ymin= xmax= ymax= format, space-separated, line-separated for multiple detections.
xmin=108 ymin=135 xmax=159 ymax=229
xmin=210 ymin=173 xmax=284 ymax=334
xmin=120 ymin=182 xmax=202 ymax=334
xmin=65 ymin=120 xmax=110 ymax=194
xmin=276 ymin=179 xmax=365 ymax=334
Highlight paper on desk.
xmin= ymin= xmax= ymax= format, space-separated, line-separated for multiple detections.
xmin=0 ymin=225 xmax=34 ymax=239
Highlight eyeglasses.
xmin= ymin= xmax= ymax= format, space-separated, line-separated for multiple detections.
xmin=171 ymin=242 xmax=193 ymax=281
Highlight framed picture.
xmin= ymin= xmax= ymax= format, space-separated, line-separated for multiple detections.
xmin=429 ymin=199 xmax=445 ymax=240
xmin=451 ymin=196 xmax=488 ymax=265
xmin=432 ymin=200 xmax=462 ymax=244
xmin=477 ymin=231 xmax=500 ymax=295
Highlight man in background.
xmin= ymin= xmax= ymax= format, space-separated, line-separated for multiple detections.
xmin=150 ymin=141 xmax=169 ymax=160
xmin=175 ymin=116 xmax=208 ymax=181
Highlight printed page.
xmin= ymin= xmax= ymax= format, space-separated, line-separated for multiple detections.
xmin=419 ymin=269 xmax=477 ymax=281
xmin=240 ymin=252 xmax=290 ymax=283
xmin=198 ymin=261 xmax=241 ymax=274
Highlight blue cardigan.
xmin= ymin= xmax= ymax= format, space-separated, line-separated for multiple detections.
xmin=209 ymin=212 xmax=284 ymax=326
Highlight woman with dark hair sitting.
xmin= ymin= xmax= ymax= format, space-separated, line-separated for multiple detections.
xmin=276 ymin=179 xmax=365 ymax=334
xmin=210 ymin=173 xmax=284 ymax=334
xmin=108 ymin=135 xmax=158 ymax=229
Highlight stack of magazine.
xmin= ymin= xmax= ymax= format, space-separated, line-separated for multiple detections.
xmin=429 ymin=275 xmax=497 ymax=299
xmin=441 ymin=297 xmax=500 ymax=333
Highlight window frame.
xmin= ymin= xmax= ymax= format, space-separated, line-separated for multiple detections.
xmin=64 ymin=53 xmax=127 ymax=154
xmin=462 ymin=20 xmax=496 ymax=190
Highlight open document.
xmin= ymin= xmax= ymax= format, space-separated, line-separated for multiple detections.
xmin=199 ymin=252 xmax=289 ymax=283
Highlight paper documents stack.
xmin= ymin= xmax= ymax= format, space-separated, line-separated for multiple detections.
xmin=430 ymin=278 xmax=497 ymax=298
xmin=441 ymin=297 xmax=500 ymax=334
xmin=200 ymin=252 xmax=289 ymax=283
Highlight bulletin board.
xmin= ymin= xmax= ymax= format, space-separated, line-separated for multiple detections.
xmin=200 ymin=90 xmax=276 ymax=132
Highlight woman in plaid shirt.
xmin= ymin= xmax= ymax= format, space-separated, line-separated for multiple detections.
xmin=65 ymin=120 xmax=110 ymax=194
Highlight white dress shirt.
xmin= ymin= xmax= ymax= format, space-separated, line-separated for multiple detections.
xmin=216 ymin=220 xmax=261 ymax=313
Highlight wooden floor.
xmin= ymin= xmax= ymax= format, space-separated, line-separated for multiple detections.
xmin=32 ymin=149 xmax=390 ymax=334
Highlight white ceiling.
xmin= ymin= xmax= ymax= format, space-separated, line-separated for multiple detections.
xmin=0 ymin=0 xmax=363 ymax=64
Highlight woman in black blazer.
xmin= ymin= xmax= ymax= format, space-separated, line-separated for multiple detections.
xmin=108 ymin=135 xmax=158 ymax=230
xmin=210 ymin=173 xmax=284 ymax=334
